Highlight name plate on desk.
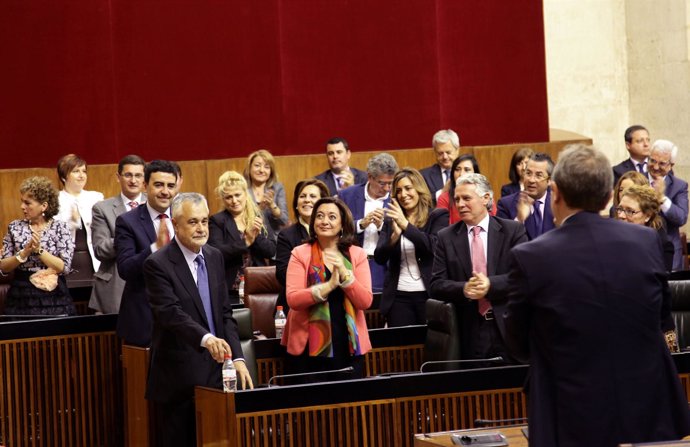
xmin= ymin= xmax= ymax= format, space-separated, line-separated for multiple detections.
xmin=451 ymin=432 xmax=507 ymax=446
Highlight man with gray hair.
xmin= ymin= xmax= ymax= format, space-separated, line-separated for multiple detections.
xmin=504 ymin=144 xmax=690 ymax=446
xmin=338 ymin=152 xmax=399 ymax=292
xmin=421 ymin=129 xmax=460 ymax=203
xmin=649 ymin=139 xmax=688 ymax=270
xmin=144 ymin=192 xmax=253 ymax=446
xmin=430 ymin=173 xmax=527 ymax=362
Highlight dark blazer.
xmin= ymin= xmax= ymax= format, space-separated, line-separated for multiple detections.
xmin=504 ymin=211 xmax=690 ymax=446
xmin=115 ymin=204 xmax=158 ymax=346
xmin=275 ymin=223 xmax=310 ymax=310
xmin=430 ymin=216 xmax=527 ymax=355
xmin=316 ymin=167 xmax=368 ymax=196
xmin=420 ymin=164 xmax=445 ymax=203
xmin=374 ymin=208 xmax=448 ymax=317
xmin=612 ymin=158 xmax=637 ymax=186
xmin=499 ymin=182 xmax=520 ymax=198
xmin=208 ymin=210 xmax=276 ymax=293
xmin=144 ymin=240 xmax=242 ymax=404
xmin=337 ymin=183 xmax=392 ymax=246
xmin=496 ymin=189 xmax=555 ymax=240
xmin=659 ymin=173 xmax=689 ymax=270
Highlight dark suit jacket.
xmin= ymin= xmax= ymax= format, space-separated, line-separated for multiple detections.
xmin=144 ymin=241 xmax=242 ymax=404
xmin=275 ymin=223 xmax=310 ymax=310
xmin=89 ymin=194 xmax=147 ymax=314
xmin=420 ymin=164 xmax=445 ymax=203
xmin=659 ymin=174 xmax=689 ymax=270
xmin=208 ymin=210 xmax=276 ymax=293
xmin=499 ymin=182 xmax=520 ymax=198
xmin=337 ymin=183 xmax=392 ymax=246
xmin=115 ymin=205 xmax=158 ymax=346
xmin=504 ymin=211 xmax=690 ymax=446
xmin=316 ymin=167 xmax=368 ymax=196
xmin=496 ymin=189 xmax=555 ymax=240
xmin=430 ymin=216 xmax=528 ymax=356
xmin=374 ymin=208 xmax=448 ymax=316
xmin=612 ymin=158 xmax=637 ymax=186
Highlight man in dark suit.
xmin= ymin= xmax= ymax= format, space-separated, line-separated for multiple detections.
xmin=430 ymin=173 xmax=527 ymax=361
xmin=649 ymin=139 xmax=689 ymax=270
xmin=338 ymin=152 xmax=398 ymax=292
xmin=505 ymin=144 xmax=690 ymax=447
xmin=144 ymin=192 xmax=253 ymax=447
xmin=420 ymin=129 xmax=460 ymax=204
xmin=115 ymin=159 xmax=179 ymax=347
xmin=89 ymin=155 xmax=146 ymax=314
xmin=314 ymin=137 xmax=368 ymax=196
xmin=612 ymin=124 xmax=651 ymax=185
xmin=496 ymin=153 xmax=555 ymax=240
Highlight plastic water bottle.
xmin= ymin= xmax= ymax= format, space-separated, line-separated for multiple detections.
xmin=222 ymin=354 xmax=237 ymax=393
xmin=238 ymin=275 xmax=245 ymax=303
xmin=274 ymin=306 xmax=286 ymax=339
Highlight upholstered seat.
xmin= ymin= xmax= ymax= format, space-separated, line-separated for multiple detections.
xmin=0 ymin=271 xmax=14 ymax=314
xmin=423 ymin=298 xmax=460 ymax=364
xmin=233 ymin=307 xmax=257 ymax=386
xmin=670 ymin=280 xmax=690 ymax=350
xmin=243 ymin=266 xmax=280 ymax=338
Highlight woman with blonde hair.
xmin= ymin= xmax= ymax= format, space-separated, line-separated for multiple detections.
xmin=374 ymin=168 xmax=448 ymax=326
xmin=208 ymin=171 xmax=276 ymax=300
xmin=243 ymin=149 xmax=289 ymax=235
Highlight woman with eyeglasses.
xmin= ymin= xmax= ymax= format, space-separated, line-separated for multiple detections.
xmin=437 ymin=155 xmax=494 ymax=224
xmin=615 ymin=184 xmax=679 ymax=352
xmin=374 ymin=168 xmax=448 ymax=326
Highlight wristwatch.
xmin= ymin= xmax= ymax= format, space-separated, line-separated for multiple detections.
xmin=15 ymin=253 xmax=28 ymax=263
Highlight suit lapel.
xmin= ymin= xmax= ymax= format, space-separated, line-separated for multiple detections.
xmin=170 ymin=241 xmax=210 ymax=328
xmin=203 ymin=246 xmax=223 ymax=334
xmin=452 ymin=222 xmax=473 ymax=278
xmin=138 ymin=205 xmax=158 ymax=243
xmin=486 ymin=217 xmax=504 ymax=276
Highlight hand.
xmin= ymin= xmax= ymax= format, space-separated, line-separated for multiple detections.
xmin=515 ymin=192 xmax=534 ymax=223
xmin=244 ymin=217 xmax=263 ymax=246
xmin=650 ymin=176 xmax=666 ymax=197
xmin=259 ymin=189 xmax=276 ymax=209
xmin=203 ymin=335 xmax=231 ymax=363
xmin=234 ymin=360 xmax=255 ymax=390
xmin=390 ymin=220 xmax=402 ymax=242
xmin=328 ymin=265 xmax=341 ymax=288
xmin=339 ymin=170 xmax=355 ymax=189
xmin=386 ymin=199 xmax=408 ymax=230
xmin=324 ymin=251 xmax=349 ymax=279
xmin=156 ymin=220 xmax=171 ymax=249
xmin=30 ymin=231 xmax=43 ymax=254
xmin=362 ymin=208 xmax=385 ymax=229
xmin=463 ymin=272 xmax=490 ymax=300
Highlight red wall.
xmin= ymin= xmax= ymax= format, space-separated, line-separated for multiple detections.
xmin=0 ymin=0 xmax=548 ymax=169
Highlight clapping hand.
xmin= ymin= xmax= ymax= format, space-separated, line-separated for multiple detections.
xmin=244 ymin=217 xmax=263 ymax=246
xmin=463 ymin=272 xmax=490 ymax=300
xmin=515 ymin=192 xmax=534 ymax=223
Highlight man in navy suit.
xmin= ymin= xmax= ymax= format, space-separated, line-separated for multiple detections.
xmin=430 ymin=174 xmax=527 ymax=361
xmin=144 ymin=192 xmax=253 ymax=446
xmin=115 ymin=159 xmax=180 ymax=347
xmin=315 ymin=137 xmax=368 ymax=196
xmin=420 ymin=129 xmax=460 ymax=204
xmin=504 ymin=143 xmax=690 ymax=446
xmin=612 ymin=124 xmax=651 ymax=185
xmin=496 ymin=153 xmax=556 ymax=240
xmin=649 ymin=139 xmax=689 ymax=270
xmin=338 ymin=152 xmax=398 ymax=292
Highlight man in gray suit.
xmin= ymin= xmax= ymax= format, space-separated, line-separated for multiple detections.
xmin=88 ymin=155 xmax=146 ymax=314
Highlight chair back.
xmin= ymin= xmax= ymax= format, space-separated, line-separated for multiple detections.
xmin=244 ymin=266 xmax=280 ymax=338
xmin=233 ymin=307 xmax=257 ymax=386
xmin=671 ymin=280 xmax=690 ymax=350
xmin=423 ymin=299 xmax=461 ymax=364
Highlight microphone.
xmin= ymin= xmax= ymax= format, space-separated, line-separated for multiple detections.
xmin=474 ymin=417 xmax=528 ymax=427
xmin=419 ymin=356 xmax=504 ymax=373
xmin=268 ymin=366 xmax=354 ymax=387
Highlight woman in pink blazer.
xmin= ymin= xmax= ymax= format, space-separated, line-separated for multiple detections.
xmin=283 ymin=197 xmax=373 ymax=380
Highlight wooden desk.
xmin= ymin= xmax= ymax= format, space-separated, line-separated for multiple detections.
xmin=414 ymin=425 xmax=528 ymax=447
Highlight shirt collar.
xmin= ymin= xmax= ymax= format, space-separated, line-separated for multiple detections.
xmin=146 ymin=203 xmax=171 ymax=221
xmin=364 ymin=182 xmax=388 ymax=202
xmin=467 ymin=213 xmax=490 ymax=235
xmin=121 ymin=192 xmax=143 ymax=206
xmin=178 ymin=241 xmax=202 ymax=263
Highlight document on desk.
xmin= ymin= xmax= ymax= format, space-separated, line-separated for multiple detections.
xmin=451 ymin=432 xmax=508 ymax=446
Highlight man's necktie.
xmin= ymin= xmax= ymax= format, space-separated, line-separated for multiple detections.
xmin=534 ymin=200 xmax=543 ymax=234
xmin=129 ymin=201 xmax=139 ymax=209
xmin=637 ymin=162 xmax=645 ymax=174
xmin=444 ymin=169 xmax=450 ymax=184
xmin=158 ymin=214 xmax=171 ymax=244
xmin=471 ymin=226 xmax=491 ymax=316
xmin=195 ymin=254 xmax=216 ymax=335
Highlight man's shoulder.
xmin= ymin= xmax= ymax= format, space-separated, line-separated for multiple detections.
xmin=438 ymin=220 xmax=464 ymax=239
xmin=314 ymin=170 xmax=330 ymax=181
xmin=337 ymin=183 xmax=364 ymax=200
xmin=419 ymin=164 xmax=437 ymax=177
xmin=668 ymin=174 xmax=689 ymax=192
xmin=612 ymin=158 xmax=634 ymax=173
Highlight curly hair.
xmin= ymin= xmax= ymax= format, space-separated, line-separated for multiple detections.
xmin=619 ymin=184 xmax=664 ymax=230
xmin=19 ymin=176 xmax=60 ymax=219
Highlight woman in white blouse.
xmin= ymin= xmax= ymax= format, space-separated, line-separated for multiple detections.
xmin=55 ymin=154 xmax=104 ymax=277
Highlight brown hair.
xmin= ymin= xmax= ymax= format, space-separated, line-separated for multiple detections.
xmin=20 ymin=176 xmax=60 ymax=219
xmin=612 ymin=171 xmax=648 ymax=209
xmin=56 ymin=154 xmax=86 ymax=187
xmin=308 ymin=197 xmax=357 ymax=253
xmin=292 ymin=178 xmax=330 ymax=221
xmin=619 ymin=184 xmax=664 ymax=230
xmin=392 ymin=167 xmax=433 ymax=227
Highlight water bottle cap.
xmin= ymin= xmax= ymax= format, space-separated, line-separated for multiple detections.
xmin=224 ymin=353 xmax=231 ymax=360
xmin=277 ymin=306 xmax=283 ymax=310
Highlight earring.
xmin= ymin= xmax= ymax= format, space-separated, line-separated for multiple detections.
xmin=42 ymin=212 xmax=45 ymax=217
xmin=339 ymin=229 xmax=344 ymax=238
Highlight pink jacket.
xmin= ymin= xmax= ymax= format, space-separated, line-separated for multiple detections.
xmin=282 ymin=243 xmax=373 ymax=356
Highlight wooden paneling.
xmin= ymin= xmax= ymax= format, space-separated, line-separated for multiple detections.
xmin=0 ymin=332 xmax=122 ymax=446
xmin=121 ymin=345 xmax=153 ymax=447
xmin=0 ymin=134 xmax=591 ymax=237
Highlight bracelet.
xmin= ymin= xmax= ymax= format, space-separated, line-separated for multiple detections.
xmin=15 ymin=253 xmax=28 ymax=263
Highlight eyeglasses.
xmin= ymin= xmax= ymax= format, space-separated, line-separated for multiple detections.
xmin=121 ymin=173 xmax=144 ymax=180
xmin=648 ymin=158 xmax=672 ymax=169
xmin=374 ymin=179 xmax=394 ymax=188
xmin=524 ymin=170 xmax=549 ymax=181
xmin=615 ymin=207 xmax=642 ymax=218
